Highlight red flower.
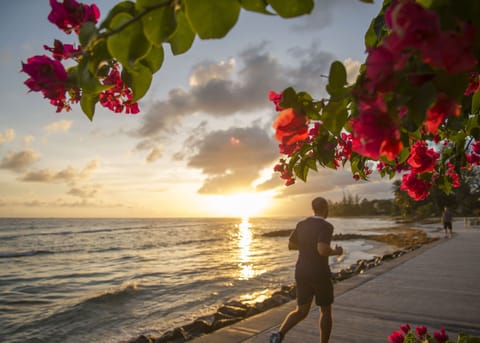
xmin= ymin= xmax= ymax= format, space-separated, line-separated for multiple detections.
xmin=99 ymin=64 xmax=140 ymax=114
xmin=472 ymin=141 xmax=480 ymax=155
xmin=351 ymin=104 xmax=402 ymax=161
xmin=401 ymin=172 xmax=431 ymax=200
xmin=272 ymin=108 xmax=309 ymax=146
xmin=425 ymin=93 xmax=461 ymax=134
xmin=44 ymin=39 xmax=81 ymax=60
xmin=21 ymin=55 xmax=68 ymax=101
xmin=407 ymin=141 xmax=439 ymax=173
xmin=416 ymin=325 xmax=428 ymax=339
xmin=365 ymin=46 xmax=395 ymax=92
xmin=423 ymin=25 xmax=477 ymax=74
xmin=269 ymin=90 xmax=283 ymax=112
xmin=386 ymin=0 xmax=440 ymax=50
xmin=388 ymin=330 xmax=404 ymax=343
xmin=433 ymin=327 xmax=449 ymax=343
xmin=48 ymin=0 xmax=100 ymax=34
xmin=465 ymin=72 xmax=480 ymax=96
xmin=400 ymin=323 xmax=410 ymax=334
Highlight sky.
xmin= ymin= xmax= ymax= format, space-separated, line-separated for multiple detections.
xmin=0 ymin=0 xmax=395 ymax=218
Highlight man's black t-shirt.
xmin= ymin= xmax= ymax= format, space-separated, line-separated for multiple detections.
xmin=289 ymin=216 xmax=334 ymax=282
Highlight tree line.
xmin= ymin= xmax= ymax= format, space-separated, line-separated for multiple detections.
xmin=329 ymin=168 xmax=480 ymax=219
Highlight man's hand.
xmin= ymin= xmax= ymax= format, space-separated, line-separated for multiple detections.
xmin=334 ymin=244 xmax=343 ymax=256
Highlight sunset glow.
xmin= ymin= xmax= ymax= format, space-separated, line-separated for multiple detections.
xmin=205 ymin=192 xmax=273 ymax=218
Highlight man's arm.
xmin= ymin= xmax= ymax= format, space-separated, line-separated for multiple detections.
xmin=317 ymin=242 xmax=343 ymax=256
xmin=288 ymin=239 xmax=298 ymax=250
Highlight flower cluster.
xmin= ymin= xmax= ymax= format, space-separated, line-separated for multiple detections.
xmin=21 ymin=0 xmax=140 ymax=115
xmin=389 ymin=323 xmax=451 ymax=343
xmin=48 ymin=0 xmax=100 ymax=34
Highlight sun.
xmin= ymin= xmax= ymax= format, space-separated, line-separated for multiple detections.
xmin=205 ymin=192 xmax=273 ymax=218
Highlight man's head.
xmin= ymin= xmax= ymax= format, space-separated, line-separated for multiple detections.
xmin=312 ymin=197 xmax=328 ymax=218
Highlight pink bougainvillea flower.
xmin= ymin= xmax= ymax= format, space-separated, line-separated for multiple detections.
xmin=351 ymin=104 xmax=402 ymax=161
xmin=465 ymin=72 xmax=480 ymax=96
xmin=472 ymin=141 xmax=480 ymax=155
xmin=269 ymin=90 xmax=284 ymax=112
xmin=388 ymin=330 xmax=404 ymax=343
xmin=433 ymin=327 xmax=449 ymax=343
xmin=400 ymin=323 xmax=410 ymax=334
xmin=365 ymin=46 xmax=395 ymax=91
xmin=44 ymin=39 xmax=81 ymax=60
xmin=423 ymin=24 xmax=477 ymax=74
xmin=272 ymin=108 xmax=309 ymax=146
xmin=386 ymin=0 xmax=440 ymax=49
xmin=21 ymin=55 xmax=68 ymax=101
xmin=425 ymin=93 xmax=461 ymax=134
xmin=407 ymin=141 xmax=439 ymax=173
xmin=401 ymin=172 xmax=431 ymax=200
xmin=416 ymin=325 xmax=428 ymax=339
xmin=48 ymin=0 xmax=100 ymax=34
xmin=99 ymin=64 xmax=140 ymax=114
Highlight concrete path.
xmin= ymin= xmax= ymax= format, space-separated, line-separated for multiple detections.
xmin=192 ymin=225 xmax=480 ymax=342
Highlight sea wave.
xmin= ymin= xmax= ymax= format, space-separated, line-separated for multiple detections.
xmin=0 ymin=250 xmax=55 ymax=258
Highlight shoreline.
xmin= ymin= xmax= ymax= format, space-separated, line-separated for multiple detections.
xmin=128 ymin=226 xmax=438 ymax=343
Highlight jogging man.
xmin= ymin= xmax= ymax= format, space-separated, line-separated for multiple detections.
xmin=270 ymin=197 xmax=343 ymax=343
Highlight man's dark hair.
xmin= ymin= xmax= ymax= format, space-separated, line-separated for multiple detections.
xmin=312 ymin=197 xmax=328 ymax=216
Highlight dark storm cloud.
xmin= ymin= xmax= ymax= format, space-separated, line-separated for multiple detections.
xmin=185 ymin=126 xmax=279 ymax=194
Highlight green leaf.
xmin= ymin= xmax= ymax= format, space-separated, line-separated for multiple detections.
xmin=78 ymin=22 xmax=97 ymax=48
xmin=140 ymin=44 xmax=164 ymax=73
xmin=184 ymin=0 xmax=240 ymax=39
xmin=472 ymin=91 xmax=480 ymax=114
xmin=407 ymin=82 xmax=436 ymax=126
xmin=142 ymin=5 xmax=176 ymax=46
xmin=123 ymin=64 xmax=153 ymax=102
xmin=323 ymin=99 xmax=349 ymax=136
xmin=99 ymin=1 xmax=136 ymax=30
xmin=106 ymin=12 xmax=152 ymax=70
xmin=168 ymin=9 xmax=196 ymax=55
xmin=80 ymin=93 xmax=99 ymax=121
xmin=267 ymin=0 xmax=314 ymax=18
xmin=240 ymin=0 xmax=273 ymax=14
xmin=328 ymin=61 xmax=347 ymax=91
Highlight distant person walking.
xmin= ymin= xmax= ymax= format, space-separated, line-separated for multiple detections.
xmin=270 ymin=197 xmax=343 ymax=343
xmin=442 ymin=206 xmax=453 ymax=238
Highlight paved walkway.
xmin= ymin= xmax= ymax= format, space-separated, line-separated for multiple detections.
xmin=192 ymin=225 xmax=480 ymax=342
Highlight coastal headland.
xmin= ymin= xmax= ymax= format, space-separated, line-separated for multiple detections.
xmin=127 ymin=226 xmax=439 ymax=343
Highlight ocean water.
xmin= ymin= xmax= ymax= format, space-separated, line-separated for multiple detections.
xmin=0 ymin=217 xmax=399 ymax=343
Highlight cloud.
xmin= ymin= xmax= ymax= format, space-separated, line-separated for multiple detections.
xmin=0 ymin=150 xmax=40 ymax=172
xmin=67 ymin=185 xmax=100 ymax=198
xmin=343 ymin=58 xmax=361 ymax=84
xmin=184 ymin=125 xmax=279 ymax=194
xmin=189 ymin=58 xmax=236 ymax=86
xmin=146 ymin=147 xmax=163 ymax=163
xmin=20 ymin=159 xmax=99 ymax=183
xmin=135 ymin=43 xmax=325 ymax=139
xmin=0 ymin=128 xmax=15 ymax=143
xmin=44 ymin=120 xmax=73 ymax=133
xmin=23 ymin=135 xmax=35 ymax=146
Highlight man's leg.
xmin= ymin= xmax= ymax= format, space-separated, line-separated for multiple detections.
xmin=320 ymin=305 xmax=332 ymax=343
xmin=278 ymin=302 xmax=311 ymax=336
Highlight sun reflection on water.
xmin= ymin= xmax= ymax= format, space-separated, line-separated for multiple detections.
xmin=237 ymin=217 xmax=266 ymax=280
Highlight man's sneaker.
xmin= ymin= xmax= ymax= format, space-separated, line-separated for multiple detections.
xmin=269 ymin=332 xmax=283 ymax=343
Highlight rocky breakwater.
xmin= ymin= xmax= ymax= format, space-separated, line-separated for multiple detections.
xmin=128 ymin=227 xmax=437 ymax=343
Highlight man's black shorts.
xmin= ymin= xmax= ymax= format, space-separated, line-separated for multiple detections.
xmin=296 ymin=278 xmax=333 ymax=306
